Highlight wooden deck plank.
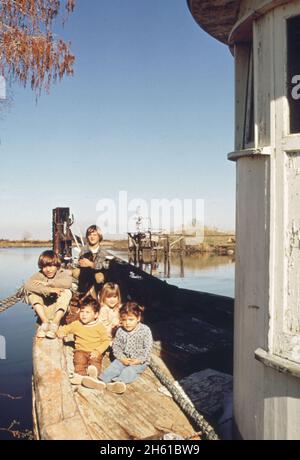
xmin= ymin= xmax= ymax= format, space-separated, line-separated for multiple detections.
xmin=33 ymin=337 xmax=92 ymax=440
xmin=33 ymin=336 xmax=198 ymax=440
xmin=73 ymin=362 xmax=197 ymax=440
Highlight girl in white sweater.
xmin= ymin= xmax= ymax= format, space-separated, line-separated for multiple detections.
xmin=98 ymin=282 xmax=122 ymax=343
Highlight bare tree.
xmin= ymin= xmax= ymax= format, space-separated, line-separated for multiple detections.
xmin=0 ymin=0 xmax=75 ymax=94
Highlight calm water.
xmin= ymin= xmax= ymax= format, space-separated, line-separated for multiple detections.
xmin=111 ymin=251 xmax=235 ymax=298
xmin=0 ymin=248 xmax=41 ymax=439
xmin=0 ymin=247 xmax=235 ymax=439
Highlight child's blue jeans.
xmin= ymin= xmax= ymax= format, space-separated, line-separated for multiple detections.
xmin=99 ymin=359 xmax=147 ymax=384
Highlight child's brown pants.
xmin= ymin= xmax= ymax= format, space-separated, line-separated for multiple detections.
xmin=73 ymin=350 xmax=102 ymax=376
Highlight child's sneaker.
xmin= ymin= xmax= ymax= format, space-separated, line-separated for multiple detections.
xmin=36 ymin=323 xmax=49 ymax=338
xmin=46 ymin=322 xmax=59 ymax=339
xmin=106 ymin=382 xmax=126 ymax=394
xmin=81 ymin=376 xmax=106 ymax=391
xmin=69 ymin=374 xmax=83 ymax=385
xmin=87 ymin=365 xmax=98 ymax=380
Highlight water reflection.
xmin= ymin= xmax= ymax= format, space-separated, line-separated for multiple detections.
xmin=145 ymin=253 xmax=234 ymax=278
xmin=0 ymin=247 xmax=45 ymax=439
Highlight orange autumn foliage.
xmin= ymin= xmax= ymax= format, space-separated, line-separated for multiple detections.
xmin=0 ymin=0 xmax=75 ymax=93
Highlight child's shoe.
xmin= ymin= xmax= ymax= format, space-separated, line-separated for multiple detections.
xmin=69 ymin=373 xmax=83 ymax=385
xmin=87 ymin=365 xmax=98 ymax=379
xmin=46 ymin=322 xmax=59 ymax=339
xmin=36 ymin=323 xmax=49 ymax=338
xmin=106 ymin=381 xmax=126 ymax=394
xmin=81 ymin=376 xmax=106 ymax=391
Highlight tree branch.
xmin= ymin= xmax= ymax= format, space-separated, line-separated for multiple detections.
xmin=0 ymin=0 xmax=75 ymax=94
xmin=0 ymin=391 xmax=23 ymax=400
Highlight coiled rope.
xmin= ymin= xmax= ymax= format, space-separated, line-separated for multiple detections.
xmin=0 ymin=288 xmax=23 ymax=314
xmin=149 ymin=357 xmax=219 ymax=441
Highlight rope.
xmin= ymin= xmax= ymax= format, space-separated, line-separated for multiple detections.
xmin=0 ymin=288 xmax=23 ymax=314
xmin=149 ymin=357 xmax=219 ymax=441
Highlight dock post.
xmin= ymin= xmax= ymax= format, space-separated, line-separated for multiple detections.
xmin=52 ymin=208 xmax=73 ymax=266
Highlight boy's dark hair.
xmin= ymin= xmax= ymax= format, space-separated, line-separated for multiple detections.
xmin=86 ymin=225 xmax=103 ymax=243
xmin=38 ymin=250 xmax=61 ymax=269
xmin=119 ymin=301 xmax=144 ymax=319
xmin=79 ymin=296 xmax=99 ymax=313
xmin=79 ymin=250 xmax=94 ymax=261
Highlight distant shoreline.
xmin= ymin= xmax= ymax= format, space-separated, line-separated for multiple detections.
xmin=0 ymin=240 xmax=52 ymax=248
xmin=0 ymin=240 xmax=128 ymax=250
xmin=0 ymin=235 xmax=235 ymax=253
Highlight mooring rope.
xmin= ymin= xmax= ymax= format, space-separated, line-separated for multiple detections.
xmin=149 ymin=357 xmax=219 ymax=441
xmin=0 ymin=288 xmax=23 ymax=314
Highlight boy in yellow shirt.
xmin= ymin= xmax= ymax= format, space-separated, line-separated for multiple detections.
xmin=57 ymin=296 xmax=110 ymax=385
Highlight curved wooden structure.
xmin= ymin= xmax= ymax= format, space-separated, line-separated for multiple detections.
xmin=32 ymin=337 xmax=199 ymax=440
xmin=187 ymin=0 xmax=240 ymax=44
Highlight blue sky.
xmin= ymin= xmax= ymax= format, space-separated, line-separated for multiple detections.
xmin=0 ymin=0 xmax=235 ymax=239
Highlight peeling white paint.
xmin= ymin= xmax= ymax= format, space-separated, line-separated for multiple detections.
xmin=231 ymin=0 xmax=300 ymax=440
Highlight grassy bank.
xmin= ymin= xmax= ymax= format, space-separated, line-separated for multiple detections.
xmin=0 ymin=230 xmax=235 ymax=253
xmin=0 ymin=239 xmax=128 ymax=250
xmin=0 ymin=240 xmax=52 ymax=248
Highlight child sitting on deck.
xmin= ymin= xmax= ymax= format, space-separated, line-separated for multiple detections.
xmin=57 ymin=296 xmax=110 ymax=385
xmin=24 ymin=250 xmax=72 ymax=339
xmin=98 ymin=282 xmax=122 ymax=343
xmin=82 ymin=302 xmax=153 ymax=394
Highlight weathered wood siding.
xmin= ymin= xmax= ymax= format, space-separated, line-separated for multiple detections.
xmin=233 ymin=0 xmax=300 ymax=440
xmin=253 ymin=12 xmax=273 ymax=147
xmin=234 ymin=156 xmax=270 ymax=439
xmin=188 ymin=0 xmax=300 ymax=442
xmin=234 ymin=43 xmax=252 ymax=150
